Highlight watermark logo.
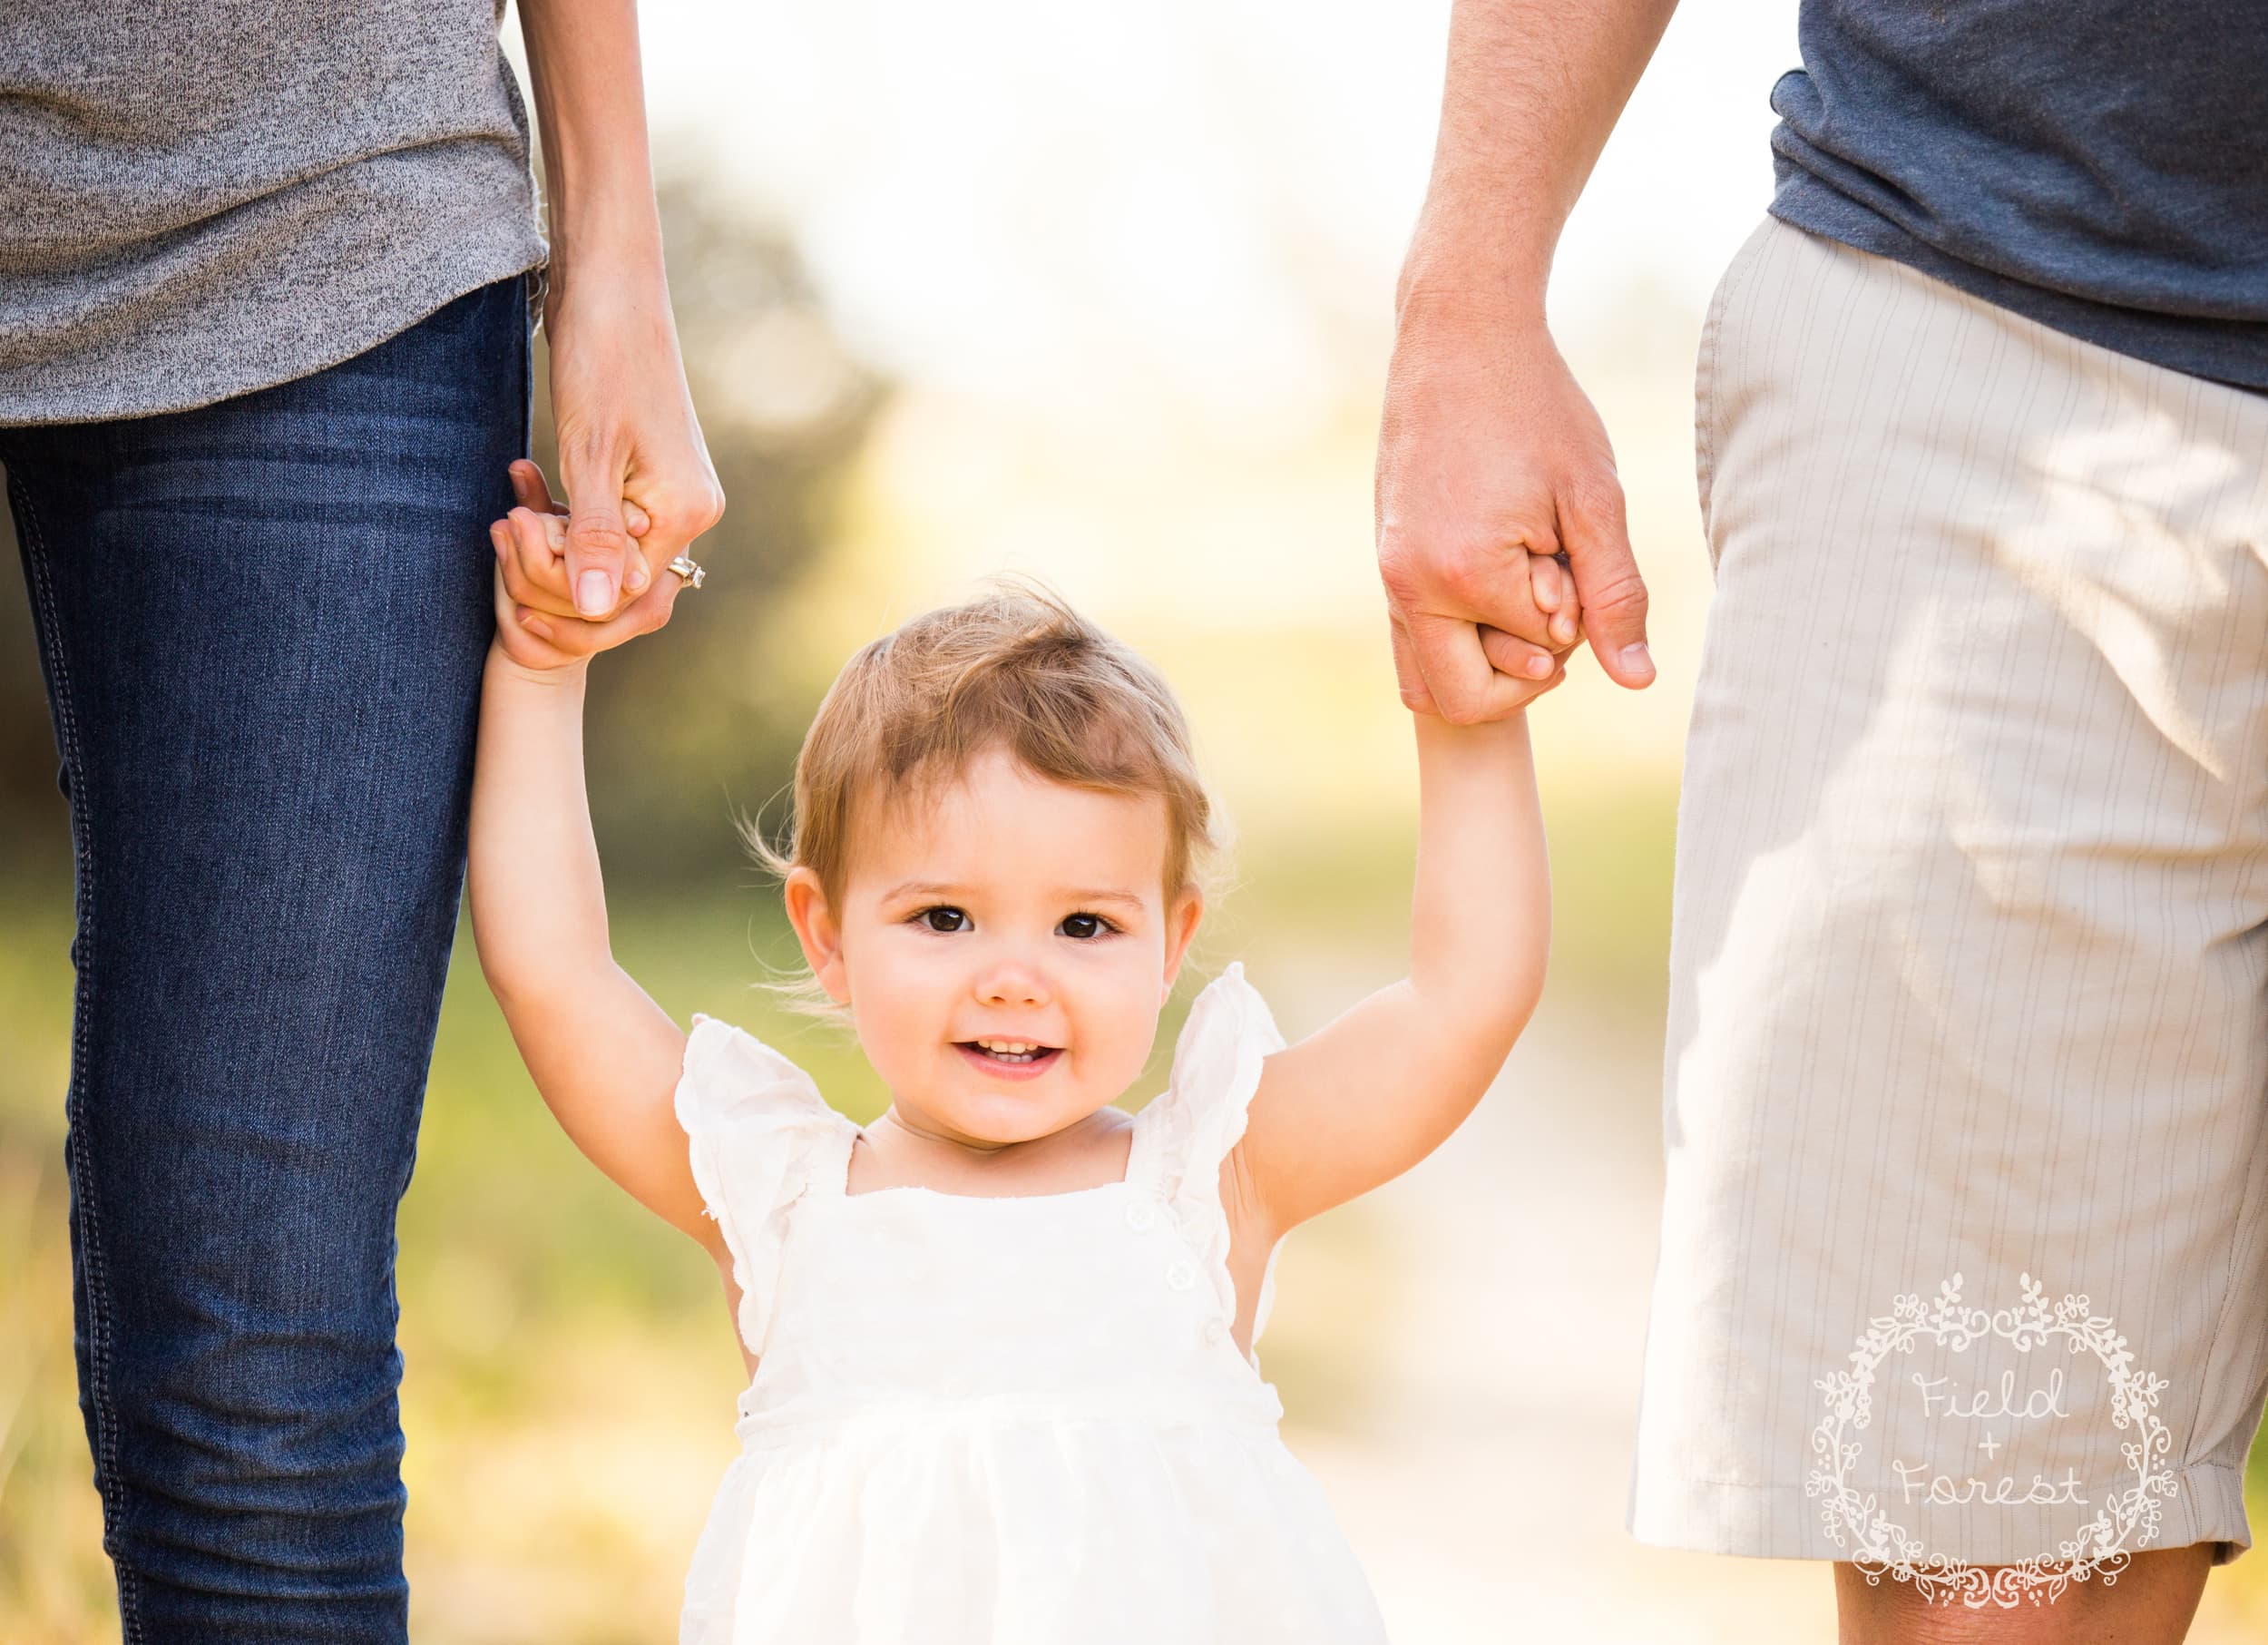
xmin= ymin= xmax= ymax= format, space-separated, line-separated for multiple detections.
xmin=1806 ymin=1274 xmax=2175 ymax=1607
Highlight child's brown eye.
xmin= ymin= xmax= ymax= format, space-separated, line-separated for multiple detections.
xmin=1061 ymin=914 xmax=1108 ymax=940
xmin=920 ymin=907 xmax=968 ymax=933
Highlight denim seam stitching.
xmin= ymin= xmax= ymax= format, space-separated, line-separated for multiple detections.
xmin=10 ymin=468 xmax=142 ymax=1645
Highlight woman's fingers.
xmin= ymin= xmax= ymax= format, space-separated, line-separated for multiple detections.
xmin=1386 ymin=609 xmax=1438 ymax=716
xmin=509 ymin=458 xmax=653 ymax=539
xmin=494 ymin=504 xmax=652 ymax=617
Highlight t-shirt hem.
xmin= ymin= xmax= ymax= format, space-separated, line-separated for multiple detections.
xmin=1767 ymin=180 xmax=2268 ymax=397
xmin=0 ymin=230 xmax=547 ymax=429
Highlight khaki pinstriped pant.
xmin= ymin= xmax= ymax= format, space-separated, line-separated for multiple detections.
xmin=1628 ymin=217 xmax=2268 ymax=1568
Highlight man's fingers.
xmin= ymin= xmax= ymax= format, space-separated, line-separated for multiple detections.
xmin=1557 ymin=480 xmax=1653 ymax=688
xmin=1573 ymin=563 xmax=1652 ymax=686
xmin=1405 ymin=608 xmax=1489 ymax=720
xmin=1406 ymin=610 xmax=1553 ymax=724
xmin=1387 ymin=610 xmax=1438 ymax=716
xmin=1442 ymin=543 xmax=1558 ymax=650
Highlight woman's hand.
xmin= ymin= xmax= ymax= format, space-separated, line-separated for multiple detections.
xmin=514 ymin=0 xmax=725 ymax=630
xmin=489 ymin=459 xmax=682 ymax=672
xmin=543 ymin=273 xmax=727 ymax=622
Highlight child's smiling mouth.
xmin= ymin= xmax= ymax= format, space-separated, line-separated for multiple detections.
xmin=954 ymin=1040 xmax=1063 ymax=1080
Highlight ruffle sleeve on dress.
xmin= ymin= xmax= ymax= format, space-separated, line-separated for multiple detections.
xmin=675 ymin=1014 xmax=861 ymax=1356
xmin=1128 ymin=961 xmax=1289 ymax=1349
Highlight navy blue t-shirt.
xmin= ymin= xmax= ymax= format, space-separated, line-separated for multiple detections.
xmin=1769 ymin=2 xmax=2268 ymax=391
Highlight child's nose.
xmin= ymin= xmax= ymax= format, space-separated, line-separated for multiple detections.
xmin=973 ymin=956 xmax=1051 ymax=1007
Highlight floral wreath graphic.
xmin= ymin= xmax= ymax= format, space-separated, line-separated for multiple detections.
xmin=1807 ymin=1273 xmax=2175 ymax=1608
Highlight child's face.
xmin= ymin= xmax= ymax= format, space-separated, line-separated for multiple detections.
xmin=785 ymin=748 xmax=1203 ymax=1151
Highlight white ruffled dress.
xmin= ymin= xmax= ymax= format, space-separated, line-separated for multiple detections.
xmin=673 ymin=961 xmax=1390 ymax=1644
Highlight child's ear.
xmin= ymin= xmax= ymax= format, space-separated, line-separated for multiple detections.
xmin=1158 ymin=885 xmax=1205 ymax=1002
xmin=782 ymin=867 xmax=852 ymax=1004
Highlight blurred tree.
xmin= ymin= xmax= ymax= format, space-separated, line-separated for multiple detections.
xmin=0 ymin=163 xmax=888 ymax=890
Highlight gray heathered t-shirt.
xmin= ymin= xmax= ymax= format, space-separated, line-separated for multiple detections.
xmin=1769 ymin=1 xmax=2268 ymax=392
xmin=0 ymin=1 xmax=548 ymax=426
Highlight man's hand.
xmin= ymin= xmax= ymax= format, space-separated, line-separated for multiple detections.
xmin=1377 ymin=300 xmax=1651 ymax=725
xmin=1376 ymin=0 xmax=1678 ymax=722
xmin=1392 ymin=549 xmax=1581 ymax=724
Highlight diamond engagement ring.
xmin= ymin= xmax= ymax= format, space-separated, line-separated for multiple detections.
xmin=666 ymin=553 xmax=707 ymax=590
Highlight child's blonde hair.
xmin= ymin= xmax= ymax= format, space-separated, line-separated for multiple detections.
xmin=747 ymin=575 xmax=1226 ymax=1013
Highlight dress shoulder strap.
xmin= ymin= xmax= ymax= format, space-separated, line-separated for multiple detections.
xmin=676 ymin=1014 xmax=861 ymax=1356
xmin=1127 ymin=961 xmax=1288 ymax=1341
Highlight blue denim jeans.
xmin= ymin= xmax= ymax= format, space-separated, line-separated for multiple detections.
xmin=0 ymin=272 xmax=531 ymax=1642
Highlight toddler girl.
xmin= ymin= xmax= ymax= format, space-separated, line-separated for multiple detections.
xmin=468 ymin=470 xmax=1574 ymax=1642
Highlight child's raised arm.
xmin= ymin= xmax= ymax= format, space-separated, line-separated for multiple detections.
xmin=466 ymin=493 xmax=716 ymax=1253
xmin=1235 ymin=565 xmax=1562 ymax=1234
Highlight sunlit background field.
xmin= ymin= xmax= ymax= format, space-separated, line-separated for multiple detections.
xmin=5 ymin=2 xmax=2267 ymax=1640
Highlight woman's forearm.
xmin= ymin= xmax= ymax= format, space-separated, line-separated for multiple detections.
xmin=511 ymin=0 xmax=719 ymax=631
xmin=517 ymin=0 xmax=667 ymax=286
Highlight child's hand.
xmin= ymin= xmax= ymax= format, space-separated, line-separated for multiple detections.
xmin=1461 ymin=551 xmax=1581 ymax=714
xmin=1533 ymin=550 xmax=1581 ymax=652
xmin=489 ymin=460 xmax=676 ymax=673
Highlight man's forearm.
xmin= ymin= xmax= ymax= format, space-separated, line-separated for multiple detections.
xmin=1401 ymin=0 xmax=1680 ymax=320
xmin=518 ymin=0 xmax=666 ymax=284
